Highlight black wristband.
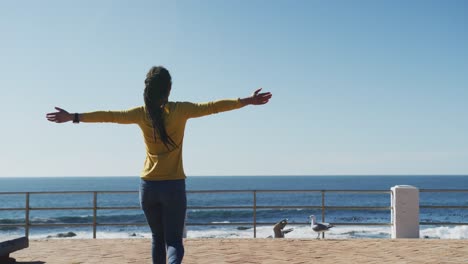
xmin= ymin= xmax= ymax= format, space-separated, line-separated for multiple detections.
xmin=73 ymin=113 xmax=80 ymax=124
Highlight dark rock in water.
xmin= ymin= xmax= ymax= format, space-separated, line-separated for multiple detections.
xmin=129 ymin=233 xmax=144 ymax=238
xmin=47 ymin=232 xmax=77 ymax=238
xmin=237 ymin=226 xmax=251 ymax=230
xmin=58 ymin=232 xmax=77 ymax=238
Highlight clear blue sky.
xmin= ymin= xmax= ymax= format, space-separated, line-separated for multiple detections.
xmin=1 ymin=0 xmax=467 ymax=177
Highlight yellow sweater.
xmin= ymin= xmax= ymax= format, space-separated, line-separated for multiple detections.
xmin=81 ymin=99 xmax=244 ymax=181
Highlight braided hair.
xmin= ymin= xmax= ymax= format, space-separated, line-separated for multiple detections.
xmin=143 ymin=66 xmax=177 ymax=149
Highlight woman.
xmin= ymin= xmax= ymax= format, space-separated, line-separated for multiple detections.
xmin=46 ymin=66 xmax=272 ymax=264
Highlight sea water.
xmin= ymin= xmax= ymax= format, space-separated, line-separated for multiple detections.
xmin=0 ymin=176 xmax=467 ymax=240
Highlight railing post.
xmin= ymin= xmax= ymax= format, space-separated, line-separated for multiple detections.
xmin=391 ymin=185 xmax=419 ymax=238
xmin=321 ymin=190 xmax=325 ymax=239
xmin=253 ymin=190 xmax=257 ymax=238
xmin=93 ymin=192 xmax=97 ymax=239
xmin=25 ymin=192 xmax=30 ymax=238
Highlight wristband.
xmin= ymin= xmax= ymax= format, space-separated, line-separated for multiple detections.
xmin=73 ymin=113 xmax=80 ymax=124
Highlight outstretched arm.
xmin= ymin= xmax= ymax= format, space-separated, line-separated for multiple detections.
xmin=46 ymin=106 xmax=143 ymax=124
xmin=181 ymin=88 xmax=272 ymax=119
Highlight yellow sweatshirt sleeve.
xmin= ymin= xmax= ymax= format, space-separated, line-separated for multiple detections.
xmin=80 ymin=106 xmax=144 ymax=124
xmin=178 ymin=99 xmax=244 ymax=119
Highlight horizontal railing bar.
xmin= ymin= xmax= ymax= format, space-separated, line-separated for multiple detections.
xmin=17 ymin=222 xmax=466 ymax=228
xmin=1 ymin=223 xmax=260 ymax=227
xmin=253 ymin=190 xmax=322 ymax=193
xmin=254 ymin=190 xmax=391 ymax=193
xmin=0 ymin=223 xmax=147 ymax=228
xmin=0 ymin=191 xmax=138 ymax=195
xmin=255 ymin=206 xmax=321 ymax=209
xmin=188 ymin=206 xmax=253 ymax=210
xmin=93 ymin=191 xmax=138 ymax=194
xmin=0 ymin=223 xmax=250 ymax=228
xmin=185 ymin=222 xmax=259 ymax=226
xmin=0 ymin=208 xmax=25 ymax=211
xmin=253 ymin=222 xmax=392 ymax=226
xmin=0 ymin=189 xmax=468 ymax=195
xmin=420 ymin=189 xmax=468 ymax=193
xmin=29 ymin=223 xmax=95 ymax=227
xmin=420 ymin=205 xmax=468 ymax=209
xmin=191 ymin=190 xmax=385 ymax=194
xmin=324 ymin=190 xmax=391 ymax=194
xmin=1 ymin=205 xmax=395 ymax=211
xmin=324 ymin=206 xmax=392 ymax=210
xmin=14 ymin=206 xmax=468 ymax=210
xmin=97 ymin=206 xmax=141 ymax=210
xmin=11 ymin=206 xmax=142 ymax=210
xmin=330 ymin=223 xmax=392 ymax=226
xmin=187 ymin=206 xmax=392 ymax=210
xmin=0 ymin=224 xmax=25 ymax=227
xmin=254 ymin=206 xmax=392 ymax=210
xmin=187 ymin=190 xmax=254 ymax=193
xmin=0 ymin=191 xmax=95 ymax=195
xmin=185 ymin=222 xmax=392 ymax=226
xmin=96 ymin=223 xmax=147 ymax=226
xmin=29 ymin=207 xmax=93 ymax=210
xmin=0 ymin=222 xmax=395 ymax=228
xmin=28 ymin=223 xmax=148 ymax=227
xmin=0 ymin=189 xmax=467 ymax=195
xmin=0 ymin=190 xmax=400 ymax=195
xmin=0 ymin=221 xmax=398 ymax=227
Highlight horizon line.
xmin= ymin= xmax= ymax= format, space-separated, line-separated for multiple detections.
xmin=1 ymin=174 xmax=468 ymax=178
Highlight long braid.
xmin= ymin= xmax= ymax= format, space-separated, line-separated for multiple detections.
xmin=144 ymin=66 xmax=177 ymax=150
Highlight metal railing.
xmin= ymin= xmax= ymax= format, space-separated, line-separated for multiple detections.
xmin=188 ymin=190 xmax=392 ymax=238
xmin=419 ymin=189 xmax=468 ymax=226
xmin=0 ymin=189 xmax=467 ymax=238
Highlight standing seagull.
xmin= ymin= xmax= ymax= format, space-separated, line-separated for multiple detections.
xmin=309 ymin=215 xmax=334 ymax=239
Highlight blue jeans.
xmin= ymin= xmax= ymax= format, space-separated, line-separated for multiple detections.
xmin=140 ymin=179 xmax=187 ymax=264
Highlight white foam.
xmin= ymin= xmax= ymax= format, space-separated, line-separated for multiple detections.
xmin=185 ymin=225 xmax=391 ymax=239
xmin=421 ymin=225 xmax=468 ymax=239
xmin=3 ymin=225 xmax=467 ymax=240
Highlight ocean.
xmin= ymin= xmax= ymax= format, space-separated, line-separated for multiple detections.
xmin=1 ymin=176 xmax=467 ymax=240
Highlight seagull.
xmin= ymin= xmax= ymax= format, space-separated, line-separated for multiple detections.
xmin=309 ymin=215 xmax=334 ymax=239
xmin=273 ymin=219 xmax=294 ymax=238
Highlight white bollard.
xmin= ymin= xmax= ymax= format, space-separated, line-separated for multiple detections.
xmin=391 ymin=185 xmax=419 ymax=238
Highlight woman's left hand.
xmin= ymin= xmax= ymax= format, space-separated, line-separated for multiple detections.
xmin=46 ymin=107 xmax=73 ymax=123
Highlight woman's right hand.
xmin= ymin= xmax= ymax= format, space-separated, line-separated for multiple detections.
xmin=46 ymin=107 xmax=73 ymax=123
xmin=241 ymin=88 xmax=272 ymax=106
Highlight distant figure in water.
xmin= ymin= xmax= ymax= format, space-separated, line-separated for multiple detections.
xmin=310 ymin=215 xmax=334 ymax=239
xmin=46 ymin=66 xmax=272 ymax=264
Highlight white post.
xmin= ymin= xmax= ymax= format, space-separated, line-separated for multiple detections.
xmin=391 ymin=185 xmax=419 ymax=238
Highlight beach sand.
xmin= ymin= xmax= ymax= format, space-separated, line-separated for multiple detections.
xmin=10 ymin=238 xmax=468 ymax=264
